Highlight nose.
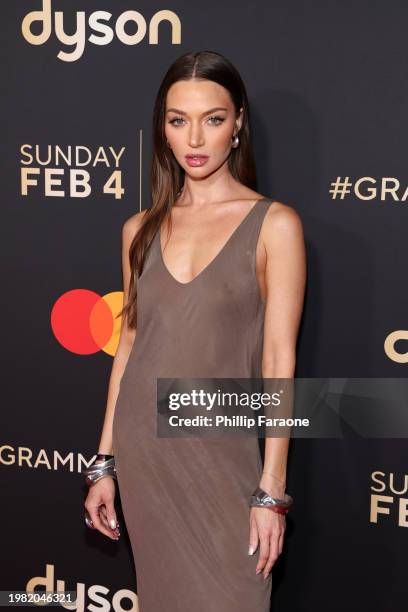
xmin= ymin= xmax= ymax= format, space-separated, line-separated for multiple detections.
xmin=188 ymin=121 xmax=204 ymax=148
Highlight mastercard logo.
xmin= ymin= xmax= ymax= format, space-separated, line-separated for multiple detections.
xmin=51 ymin=289 xmax=124 ymax=356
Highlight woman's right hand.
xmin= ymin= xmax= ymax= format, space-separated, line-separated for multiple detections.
xmin=84 ymin=476 xmax=120 ymax=540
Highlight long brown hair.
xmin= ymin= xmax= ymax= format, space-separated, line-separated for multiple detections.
xmin=119 ymin=50 xmax=258 ymax=329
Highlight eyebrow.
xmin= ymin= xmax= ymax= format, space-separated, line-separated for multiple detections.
xmin=166 ymin=106 xmax=228 ymax=116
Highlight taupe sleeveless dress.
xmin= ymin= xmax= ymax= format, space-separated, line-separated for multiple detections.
xmin=112 ymin=197 xmax=275 ymax=611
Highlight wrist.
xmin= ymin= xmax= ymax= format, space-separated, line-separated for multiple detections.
xmin=95 ymin=453 xmax=114 ymax=464
xmin=82 ymin=455 xmax=117 ymax=486
xmin=259 ymin=474 xmax=286 ymax=498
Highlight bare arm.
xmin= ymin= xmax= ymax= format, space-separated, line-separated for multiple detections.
xmin=259 ymin=203 xmax=306 ymax=496
xmin=249 ymin=203 xmax=306 ymax=578
xmin=97 ymin=211 xmax=147 ymax=455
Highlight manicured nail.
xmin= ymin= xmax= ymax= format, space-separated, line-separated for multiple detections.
xmin=248 ymin=545 xmax=254 ymax=555
xmin=263 ymin=573 xmax=269 ymax=580
xmin=110 ymin=519 xmax=117 ymax=529
xmin=256 ymin=569 xmax=261 ymax=574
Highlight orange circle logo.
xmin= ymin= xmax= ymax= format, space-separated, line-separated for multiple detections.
xmin=51 ymin=289 xmax=123 ymax=356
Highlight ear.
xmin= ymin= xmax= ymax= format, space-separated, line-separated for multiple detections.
xmin=235 ymin=106 xmax=244 ymax=133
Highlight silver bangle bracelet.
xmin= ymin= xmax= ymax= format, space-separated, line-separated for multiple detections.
xmin=249 ymin=486 xmax=293 ymax=514
xmin=82 ymin=456 xmax=117 ymax=486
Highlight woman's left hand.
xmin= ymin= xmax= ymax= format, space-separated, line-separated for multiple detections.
xmin=248 ymin=479 xmax=287 ymax=579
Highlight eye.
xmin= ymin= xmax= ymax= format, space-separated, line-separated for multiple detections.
xmin=208 ymin=115 xmax=225 ymax=125
xmin=169 ymin=117 xmax=186 ymax=127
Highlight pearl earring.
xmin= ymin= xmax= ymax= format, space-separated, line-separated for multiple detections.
xmin=232 ymin=134 xmax=240 ymax=148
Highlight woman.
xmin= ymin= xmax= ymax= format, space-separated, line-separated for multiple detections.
xmin=83 ymin=50 xmax=306 ymax=611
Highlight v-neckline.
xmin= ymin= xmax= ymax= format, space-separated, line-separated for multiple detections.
xmin=158 ymin=197 xmax=267 ymax=287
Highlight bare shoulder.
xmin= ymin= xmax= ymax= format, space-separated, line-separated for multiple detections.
xmin=264 ymin=199 xmax=303 ymax=234
xmin=260 ymin=199 xmax=305 ymax=253
xmin=122 ymin=209 xmax=149 ymax=243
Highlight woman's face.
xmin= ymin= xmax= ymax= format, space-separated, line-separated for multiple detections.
xmin=164 ymin=78 xmax=243 ymax=177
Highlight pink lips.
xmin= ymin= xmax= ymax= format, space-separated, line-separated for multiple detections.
xmin=185 ymin=155 xmax=209 ymax=167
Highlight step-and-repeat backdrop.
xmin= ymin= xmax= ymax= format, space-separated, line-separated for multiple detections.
xmin=2 ymin=2 xmax=406 ymax=610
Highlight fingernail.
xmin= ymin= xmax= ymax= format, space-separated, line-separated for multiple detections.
xmin=263 ymin=573 xmax=269 ymax=580
xmin=248 ymin=545 xmax=254 ymax=555
xmin=256 ymin=569 xmax=261 ymax=575
xmin=110 ymin=519 xmax=117 ymax=529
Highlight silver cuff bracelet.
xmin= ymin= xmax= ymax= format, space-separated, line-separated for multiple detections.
xmin=249 ymin=486 xmax=293 ymax=513
xmin=82 ymin=456 xmax=117 ymax=486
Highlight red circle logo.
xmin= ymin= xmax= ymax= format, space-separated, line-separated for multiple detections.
xmin=51 ymin=289 xmax=124 ymax=355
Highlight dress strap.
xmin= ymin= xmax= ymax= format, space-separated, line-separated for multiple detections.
xmin=240 ymin=197 xmax=275 ymax=251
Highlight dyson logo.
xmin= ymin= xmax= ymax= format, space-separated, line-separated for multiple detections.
xmin=27 ymin=564 xmax=138 ymax=611
xmin=21 ymin=0 xmax=181 ymax=62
